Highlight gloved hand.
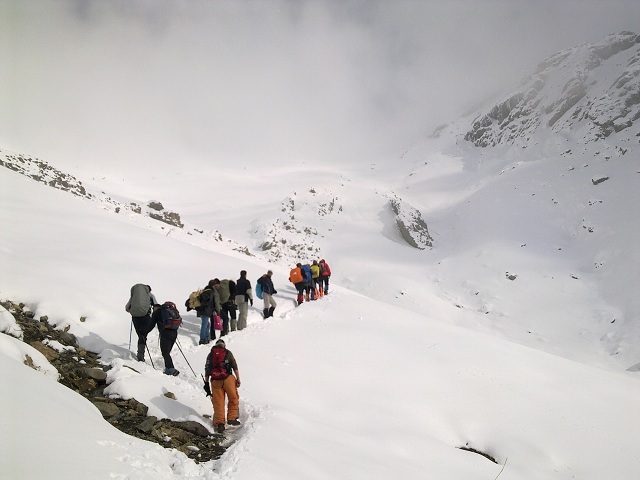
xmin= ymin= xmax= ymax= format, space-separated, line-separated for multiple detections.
xmin=249 ymin=299 xmax=253 ymax=306
xmin=203 ymin=381 xmax=211 ymax=397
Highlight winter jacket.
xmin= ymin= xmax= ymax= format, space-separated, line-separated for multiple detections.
xmin=319 ymin=260 xmax=331 ymax=277
xmin=258 ymin=275 xmax=277 ymax=295
xmin=236 ymin=276 xmax=253 ymax=301
xmin=310 ymin=264 xmax=320 ymax=279
xmin=196 ymin=287 xmax=215 ymax=318
xmin=204 ymin=346 xmax=238 ymax=378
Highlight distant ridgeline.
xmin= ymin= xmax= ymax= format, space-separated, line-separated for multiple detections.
xmin=0 ymin=150 xmax=184 ymax=228
xmin=465 ymin=32 xmax=640 ymax=150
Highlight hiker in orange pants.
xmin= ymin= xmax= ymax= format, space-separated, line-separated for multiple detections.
xmin=204 ymin=339 xmax=241 ymax=433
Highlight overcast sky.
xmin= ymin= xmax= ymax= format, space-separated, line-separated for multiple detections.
xmin=1 ymin=0 xmax=639 ymax=171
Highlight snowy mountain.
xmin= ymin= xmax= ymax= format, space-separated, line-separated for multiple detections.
xmin=465 ymin=32 xmax=640 ymax=150
xmin=1 ymin=32 xmax=640 ymax=480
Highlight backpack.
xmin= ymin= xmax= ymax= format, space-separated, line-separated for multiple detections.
xmin=161 ymin=301 xmax=182 ymax=330
xmin=209 ymin=346 xmax=230 ymax=380
xmin=289 ymin=267 xmax=303 ymax=284
xmin=320 ymin=261 xmax=331 ymax=276
xmin=302 ymin=265 xmax=312 ymax=283
xmin=255 ymin=280 xmax=263 ymax=300
xmin=185 ymin=288 xmax=203 ymax=311
xmin=128 ymin=284 xmax=151 ymax=317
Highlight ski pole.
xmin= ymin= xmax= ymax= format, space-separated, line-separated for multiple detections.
xmin=146 ymin=344 xmax=156 ymax=369
xmin=128 ymin=319 xmax=133 ymax=350
xmin=175 ymin=338 xmax=197 ymax=377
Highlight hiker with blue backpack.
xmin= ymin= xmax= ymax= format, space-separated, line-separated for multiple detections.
xmin=257 ymin=270 xmax=277 ymax=318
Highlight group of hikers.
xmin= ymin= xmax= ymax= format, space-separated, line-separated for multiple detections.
xmin=288 ymin=259 xmax=332 ymax=305
xmin=124 ymin=260 xmax=331 ymax=433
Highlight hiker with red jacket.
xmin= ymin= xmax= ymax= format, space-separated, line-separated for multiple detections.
xmin=318 ymin=259 xmax=331 ymax=295
xmin=203 ymin=338 xmax=241 ymax=433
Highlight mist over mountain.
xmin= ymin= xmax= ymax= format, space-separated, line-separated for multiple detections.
xmin=2 ymin=31 xmax=640 ymax=480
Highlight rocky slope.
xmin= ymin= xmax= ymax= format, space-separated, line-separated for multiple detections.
xmin=1 ymin=300 xmax=227 ymax=463
xmin=464 ymin=32 xmax=640 ymax=150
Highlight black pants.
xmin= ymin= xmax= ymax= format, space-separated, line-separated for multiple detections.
xmin=132 ymin=315 xmax=155 ymax=359
xmin=219 ymin=303 xmax=237 ymax=336
xmin=159 ymin=328 xmax=177 ymax=369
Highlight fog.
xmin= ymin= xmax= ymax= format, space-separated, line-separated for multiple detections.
xmin=2 ymin=0 xmax=639 ymax=172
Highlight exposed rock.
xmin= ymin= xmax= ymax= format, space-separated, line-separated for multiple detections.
xmin=1 ymin=299 xmax=227 ymax=463
xmin=137 ymin=416 xmax=157 ymax=433
xmin=30 ymin=341 xmax=59 ymax=361
xmin=83 ymin=367 xmax=107 ymax=382
xmin=465 ymin=32 xmax=640 ymax=149
xmin=592 ymin=176 xmax=610 ymax=185
xmin=93 ymin=401 xmax=121 ymax=418
xmin=389 ymin=195 xmax=433 ymax=249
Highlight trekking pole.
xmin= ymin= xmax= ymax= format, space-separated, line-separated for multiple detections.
xmin=175 ymin=338 xmax=197 ymax=377
xmin=145 ymin=344 xmax=156 ymax=369
xmin=128 ymin=319 xmax=133 ymax=350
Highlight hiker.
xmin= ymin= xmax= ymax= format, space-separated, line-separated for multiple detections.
xmin=125 ymin=284 xmax=157 ymax=362
xmin=203 ymin=338 xmax=241 ymax=433
xmin=195 ymin=281 xmax=216 ymax=345
xmin=215 ymin=279 xmax=237 ymax=336
xmin=257 ymin=270 xmax=277 ymax=318
xmin=152 ymin=302 xmax=181 ymax=376
xmin=302 ymin=263 xmax=312 ymax=302
xmin=209 ymin=279 xmax=223 ymax=340
xmin=310 ymin=260 xmax=321 ymax=299
xmin=289 ymin=263 xmax=306 ymax=305
xmin=319 ymin=259 xmax=331 ymax=295
xmin=235 ymin=270 xmax=253 ymax=330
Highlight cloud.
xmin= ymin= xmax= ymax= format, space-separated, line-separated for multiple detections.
xmin=1 ymin=0 xmax=639 ymax=172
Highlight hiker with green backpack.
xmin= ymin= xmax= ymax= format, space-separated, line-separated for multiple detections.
xmin=125 ymin=284 xmax=157 ymax=362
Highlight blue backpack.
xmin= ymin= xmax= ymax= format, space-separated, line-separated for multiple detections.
xmin=255 ymin=282 xmax=263 ymax=300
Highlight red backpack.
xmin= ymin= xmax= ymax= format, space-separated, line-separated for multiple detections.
xmin=209 ymin=346 xmax=230 ymax=380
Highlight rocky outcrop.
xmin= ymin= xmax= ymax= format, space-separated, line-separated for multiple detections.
xmin=465 ymin=32 xmax=640 ymax=147
xmin=0 ymin=151 xmax=184 ymax=229
xmin=1 ymin=300 xmax=225 ymax=463
xmin=389 ymin=195 xmax=433 ymax=250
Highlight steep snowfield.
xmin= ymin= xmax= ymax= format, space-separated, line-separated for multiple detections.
xmin=2 ymin=31 xmax=640 ymax=480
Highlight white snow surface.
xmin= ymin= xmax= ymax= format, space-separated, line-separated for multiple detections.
xmin=2 ymin=31 xmax=640 ymax=479
xmin=2 ymin=123 xmax=640 ymax=480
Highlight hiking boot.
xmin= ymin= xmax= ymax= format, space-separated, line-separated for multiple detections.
xmin=227 ymin=419 xmax=241 ymax=426
xmin=216 ymin=423 xmax=225 ymax=433
xmin=163 ymin=368 xmax=180 ymax=376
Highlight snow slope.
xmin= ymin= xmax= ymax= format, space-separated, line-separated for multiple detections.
xmin=2 ymin=31 xmax=640 ymax=480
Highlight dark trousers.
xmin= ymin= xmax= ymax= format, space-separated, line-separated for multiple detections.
xmin=132 ymin=315 xmax=155 ymax=359
xmin=219 ymin=303 xmax=236 ymax=336
xmin=159 ymin=328 xmax=177 ymax=369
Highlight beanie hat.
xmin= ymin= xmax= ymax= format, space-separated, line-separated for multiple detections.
xmin=215 ymin=339 xmax=225 ymax=346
